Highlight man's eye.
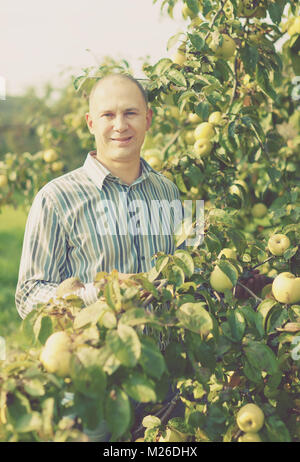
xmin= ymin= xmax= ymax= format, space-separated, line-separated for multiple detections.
xmin=126 ymin=112 xmax=136 ymax=116
xmin=103 ymin=113 xmax=113 ymax=117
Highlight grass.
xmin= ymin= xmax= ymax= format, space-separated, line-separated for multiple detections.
xmin=0 ymin=206 xmax=28 ymax=338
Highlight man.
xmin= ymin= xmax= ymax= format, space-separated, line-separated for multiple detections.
xmin=15 ymin=73 xmax=185 ymax=441
xmin=16 ymin=73 xmax=184 ymax=320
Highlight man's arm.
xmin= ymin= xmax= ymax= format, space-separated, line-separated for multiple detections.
xmin=15 ymin=190 xmax=98 ymax=319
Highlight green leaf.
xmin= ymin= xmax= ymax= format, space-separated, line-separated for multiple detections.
xmin=97 ymin=345 xmax=121 ymax=376
xmin=167 ymin=33 xmax=185 ymax=51
xmin=177 ymin=302 xmax=214 ymax=337
xmin=142 ymin=415 xmax=161 ymax=428
xmin=223 ymin=309 xmax=245 ymax=342
xmin=154 ymin=58 xmax=173 ymax=74
xmin=106 ymin=325 xmax=141 ymax=368
xmin=23 ymin=379 xmax=45 ymax=397
xmin=119 ymin=308 xmax=154 ymax=327
xmin=188 ymin=33 xmax=205 ymax=51
xmin=186 ymin=0 xmax=200 ymax=14
xmin=240 ymin=44 xmax=258 ymax=75
xmin=139 ymin=337 xmax=166 ymax=380
xmin=244 ymin=341 xmax=279 ymax=375
xmin=123 ymin=373 xmax=157 ymax=403
xmin=38 ymin=316 xmax=53 ymax=345
xmin=243 ymin=359 xmax=262 ymax=384
xmin=205 ymin=232 xmax=222 ymax=253
xmin=105 ymin=387 xmax=131 ymax=440
xmin=167 ymin=69 xmax=187 ymax=87
xmin=167 ymin=265 xmax=185 ymax=287
xmin=174 ymin=249 xmax=195 ymax=278
xmin=175 ymin=172 xmax=188 ymax=193
xmin=70 ymin=346 xmax=107 ymax=397
xmin=226 ymin=229 xmax=247 ymax=255
xmin=264 ymin=415 xmax=291 ymax=442
xmin=195 ymin=101 xmax=211 ymax=120
xmin=268 ymin=2 xmax=284 ymax=24
xmin=256 ymin=64 xmax=277 ymax=101
xmin=74 ymin=301 xmax=109 ymax=329
xmin=217 ymin=260 xmax=239 ymax=286
xmin=14 ymin=412 xmax=42 ymax=433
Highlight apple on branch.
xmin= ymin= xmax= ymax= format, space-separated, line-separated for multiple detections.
xmin=272 ymin=272 xmax=300 ymax=304
xmin=268 ymin=234 xmax=291 ymax=256
xmin=236 ymin=403 xmax=264 ymax=433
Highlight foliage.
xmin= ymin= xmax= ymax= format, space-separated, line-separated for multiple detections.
xmin=1 ymin=0 xmax=300 ymax=443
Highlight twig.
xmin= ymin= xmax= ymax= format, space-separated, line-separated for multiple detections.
xmin=161 ymin=129 xmax=181 ymax=158
xmin=250 ymin=256 xmax=275 ymax=271
xmin=236 ymin=281 xmax=263 ymax=302
xmin=141 ymin=279 xmax=169 ymax=308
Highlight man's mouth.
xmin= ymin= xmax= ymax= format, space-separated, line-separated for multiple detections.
xmin=111 ymin=136 xmax=133 ymax=143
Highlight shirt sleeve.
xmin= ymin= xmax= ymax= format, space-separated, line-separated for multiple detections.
xmin=15 ymin=189 xmax=67 ymax=319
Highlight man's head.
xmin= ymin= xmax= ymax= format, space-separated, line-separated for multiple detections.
xmin=86 ymin=74 xmax=152 ymax=165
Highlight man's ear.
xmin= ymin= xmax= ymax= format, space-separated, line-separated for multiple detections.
xmin=146 ymin=107 xmax=153 ymax=131
xmin=85 ymin=113 xmax=94 ymax=134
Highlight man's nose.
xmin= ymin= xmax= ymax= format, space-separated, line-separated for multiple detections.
xmin=113 ymin=114 xmax=128 ymax=131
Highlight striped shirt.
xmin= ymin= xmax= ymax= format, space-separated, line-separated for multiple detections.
xmin=15 ymin=151 xmax=184 ymax=320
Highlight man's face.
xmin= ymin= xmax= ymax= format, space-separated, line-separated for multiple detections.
xmin=86 ymin=77 xmax=152 ymax=164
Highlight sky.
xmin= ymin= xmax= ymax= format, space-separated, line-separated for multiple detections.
xmin=1 ymin=0 xmax=187 ymax=97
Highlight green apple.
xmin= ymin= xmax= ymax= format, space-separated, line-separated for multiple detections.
xmin=210 ymin=265 xmax=238 ymax=292
xmin=194 ymin=138 xmax=213 ymax=156
xmin=210 ymin=34 xmax=236 ymax=59
xmin=218 ymin=248 xmax=237 ymax=260
xmin=51 ymin=161 xmax=64 ymax=172
xmin=238 ymin=432 xmax=262 ymax=442
xmin=236 ymin=403 xmax=264 ymax=433
xmin=159 ymin=428 xmax=188 ymax=443
xmin=208 ymin=111 xmax=223 ymax=125
xmin=194 ymin=122 xmax=215 ymax=140
xmin=185 ymin=130 xmax=195 ymax=144
xmin=43 ymin=149 xmax=58 ymax=163
xmin=40 ymin=331 xmax=73 ymax=377
xmin=251 ymin=203 xmax=268 ymax=218
xmin=146 ymin=156 xmax=163 ymax=170
xmin=188 ymin=112 xmax=202 ymax=124
xmin=268 ymin=234 xmax=291 ymax=256
xmin=272 ymin=272 xmax=300 ymax=304
xmin=0 ymin=174 xmax=8 ymax=188
xmin=173 ymin=50 xmax=187 ymax=66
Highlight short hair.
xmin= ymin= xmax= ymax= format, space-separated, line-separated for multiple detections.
xmin=89 ymin=73 xmax=149 ymax=111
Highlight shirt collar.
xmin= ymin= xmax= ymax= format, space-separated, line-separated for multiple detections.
xmin=83 ymin=151 xmax=160 ymax=189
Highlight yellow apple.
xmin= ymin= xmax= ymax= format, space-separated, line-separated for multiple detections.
xmin=194 ymin=122 xmax=215 ymax=140
xmin=210 ymin=265 xmax=238 ymax=292
xmin=188 ymin=112 xmax=202 ymax=124
xmin=159 ymin=428 xmax=188 ymax=443
xmin=40 ymin=331 xmax=73 ymax=377
xmin=218 ymin=248 xmax=237 ymax=260
xmin=251 ymin=203 xmax=267 ymax=218
xmin=210 ymin=34 xmax=236 ymax=59
xmin=194 ymin=138 xmax=213 ymax=157
xmin=272 ymin=272 xmax=300 ymax=304
xmin=208 ymin=111 xmax=223 ymax=125
xmin=0 ymin=174 xmax=8 ymax=188
xmin=236 ymin=403 xmax=264 ymax=433
xmin=43 ymin=149 xmax=58 ymax=163
xmin=185 ymin=130 xmax=195 ymax=144
xmin=268 ymin=234 xmax=291 ymax=256
xmin=173 ymin=50 xmax=187 ymax=66
xmin=51 ymin=161 xmax=64 ymax=172
xmin=238 ymin=432 xmax=262 ymax=442
xmin=135 ymin=438 xmax=144 ymax=442
xmin=146 ymin=156 xmax=163 ymax=170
